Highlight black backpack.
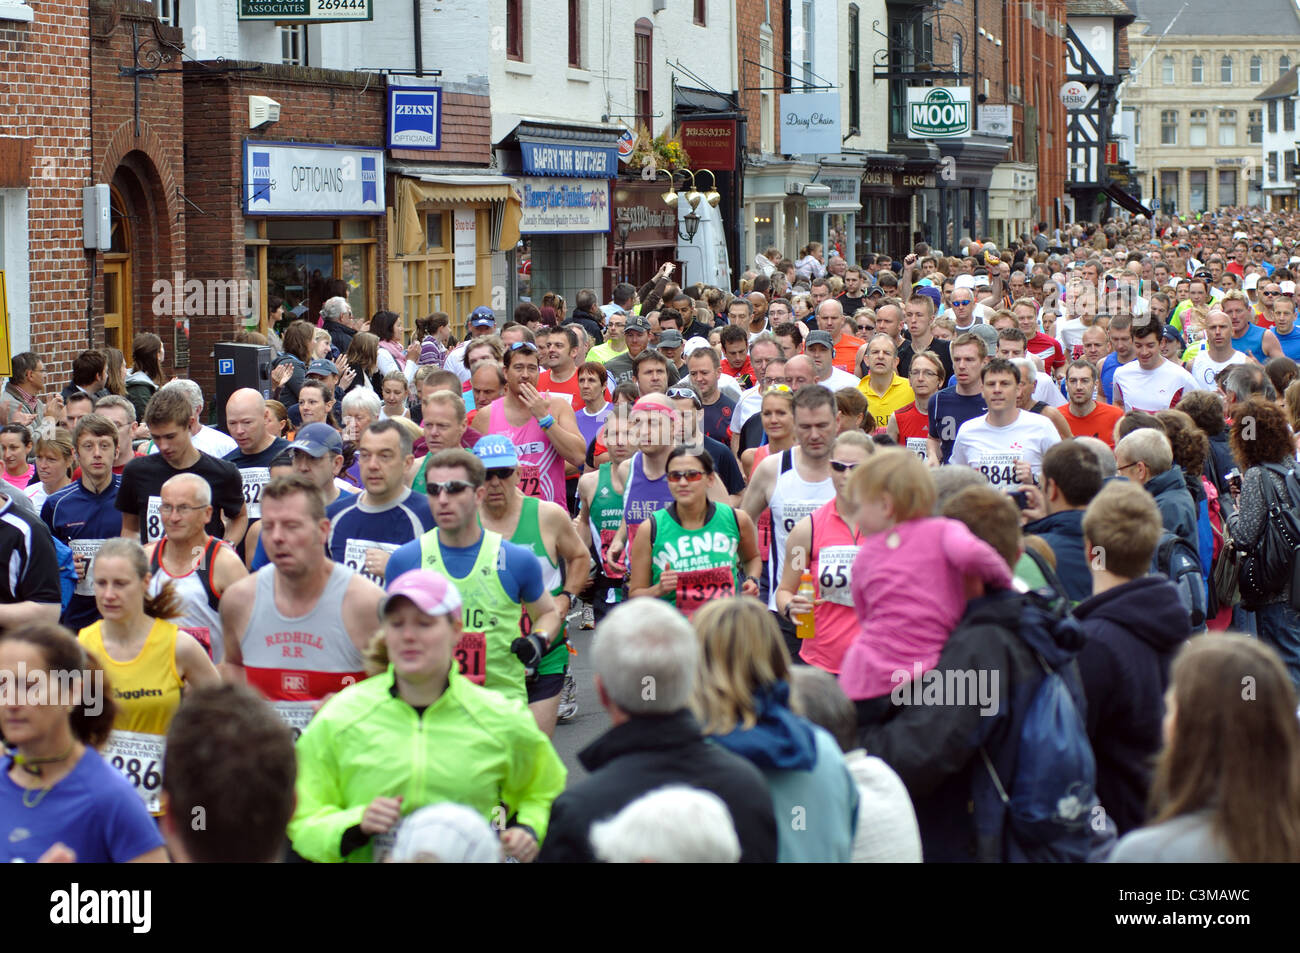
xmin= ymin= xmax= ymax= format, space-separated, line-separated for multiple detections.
xmin=1151 ymin=531 xmax=1207 ymax=630
xmin=1239 ymin=463 xmax=1300 ymax=610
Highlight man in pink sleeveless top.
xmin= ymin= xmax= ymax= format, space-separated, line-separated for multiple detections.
xmin=486 ymin=341 xmax=587 ymax=506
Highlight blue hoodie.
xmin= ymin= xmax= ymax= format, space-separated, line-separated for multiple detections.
xmin=1072 ymin=576 xmax=1192 ymax=836
xmin=1024 ymin=509 xmax=1091 ymax=604
xmin=1145 ymin=465 xmax=1198 ymax=544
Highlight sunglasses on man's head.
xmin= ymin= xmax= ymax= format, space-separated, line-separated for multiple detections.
xmin=427 ymin=479 xmax=475 ymax=496
xmin=507 ymin=341 xmax=539 ymax=353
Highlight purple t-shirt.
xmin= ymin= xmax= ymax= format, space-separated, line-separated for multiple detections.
xmin=577 ymin=403 xmax=612 ymax=448
xmin=0 ymin=748 xmax=164 ymax=863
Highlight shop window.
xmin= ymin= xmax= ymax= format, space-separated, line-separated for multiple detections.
xmin=247 ymin=219 xmax=375 ymax=328
xmin=1159 ymin=171 xmax=1179 ymax=214
xmin=752 ymin=202 xmax=777 ymax=257
xmin=1218 ymin=169 xmax=1237 ymax=206
xmin=1188 ymin=170 xmax=1207 ymax=212
xmin=425 ymin=212 xmax=446 ymax=250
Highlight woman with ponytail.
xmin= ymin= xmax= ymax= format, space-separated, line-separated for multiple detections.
xmin=0 ymin=622 xmax=166 ymax=862
xmin=78 ymin=538 xmax=219 ymax=816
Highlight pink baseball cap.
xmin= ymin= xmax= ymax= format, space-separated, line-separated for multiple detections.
xmin=381 ymin=569 xmax=463 ymax=620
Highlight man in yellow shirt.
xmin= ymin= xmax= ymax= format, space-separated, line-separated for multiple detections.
xmin=857 ymin=334 xmax=914 ymax=433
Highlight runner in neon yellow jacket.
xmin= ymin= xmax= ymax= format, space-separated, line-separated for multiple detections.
xmin=288 ymin=569 xmax=566 ymax=863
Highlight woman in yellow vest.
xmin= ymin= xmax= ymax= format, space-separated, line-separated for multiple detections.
xmin=78 ymin=537 xmax=219 ymax=814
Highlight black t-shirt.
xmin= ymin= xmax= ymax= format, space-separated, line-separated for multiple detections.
xmin=897 ymin=336 xmax=954 ymax=381
xmin=224 ymin=437 xmax=291 ymax=469
xmin=225 ymin=437 xmax=291 ymax=521
xmin=837 ymin=293 xmax=866 ymax=314
xmin=0 ymin=499 xmax=60 ymax=606
xmin=702 ymin=435 xmax=745 ymax=496
xmin=117 ymin=451 xmax=245 ymax=544
xmin=701 ymin=394 xmax=737 ymax=445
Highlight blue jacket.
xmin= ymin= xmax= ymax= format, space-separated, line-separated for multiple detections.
xmin=1024 ymin=509 xmax=1091 ymax=604
xmin=1072 ymin=576 xmax=1191 ymax=835
xmin=1145 ymin=465 xmax=1198 ymax=544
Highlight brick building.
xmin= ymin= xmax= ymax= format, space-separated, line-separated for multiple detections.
xmin=1 ymin=0 xmax=92 ymax=385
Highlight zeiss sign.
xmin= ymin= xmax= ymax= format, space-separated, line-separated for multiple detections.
xmin=387 ymin=87 xmax=442 ymax=150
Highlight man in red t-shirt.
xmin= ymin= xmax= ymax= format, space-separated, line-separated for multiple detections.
xmin=538 ymin=325 xmax=584 ymax=410
xmin=1062 ymin=359 xmax=1123 ymax=448
xmin=718 ymin=325 xmax=754 ymax=386
xmin=1014 ymin=298 xmax=1065 ymax=377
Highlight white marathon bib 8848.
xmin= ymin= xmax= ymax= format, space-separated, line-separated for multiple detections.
xmin=817 ymin=545 xmax=857 ymax=607
xmin=70 ymin=538 xmax=106 ymax=597
xmin=103 ymin=729 xmax=165 ymax=814
xmin=978 ymin=453 xmax=1019 ymax=487
xmin=240 ymin=467 xmax=271 ymax=520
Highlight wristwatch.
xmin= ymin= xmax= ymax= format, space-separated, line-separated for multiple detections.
xmin=743 ymin=575 xmax=759 ymax=588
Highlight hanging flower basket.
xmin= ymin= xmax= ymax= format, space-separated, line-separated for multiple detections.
xmin=624 ymin=126 xmax=692 ymax=173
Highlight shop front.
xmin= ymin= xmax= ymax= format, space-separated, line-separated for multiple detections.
xmin=931 ymin=136 xmax=1008 ymax=252
xmin=241 ymin=140 xmax=385 ymax=333
xmin=858 ymin=158 xmax=933 ymax=261
xmin=744 ymin=160 xmax=819 ymax=271
xmin=496 ymin=122 xmax=620 ymax=305
xmin=988 ymin=163 xmax=1038 ymax=249
xmin=607 ymin=179 xmax=680 ymax=300
xmin=809 ymin=156 xmax=864 ymax=266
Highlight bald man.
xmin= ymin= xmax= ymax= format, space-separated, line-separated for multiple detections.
xmin=816 ymin=299 xmax=863 ymax=373
xmin=784 ymin=354 xmax=817 ymax=391
xmin=747 ymin=292 xmax=770 ymax=336
xmin=145 ymin=472 xmax=249 ymax=661
xmin=224 ymin=388 xmax=292 ymax=523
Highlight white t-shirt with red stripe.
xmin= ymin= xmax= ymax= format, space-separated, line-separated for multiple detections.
xmin=1112 ymin=359 xmax=1197 ymax=413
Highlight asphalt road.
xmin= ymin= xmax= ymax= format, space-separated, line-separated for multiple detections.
xmin=551 ymin=606 xmax=612 ymax=787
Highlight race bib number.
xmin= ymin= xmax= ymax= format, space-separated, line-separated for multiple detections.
xmin=69 ymin=538 xmax=105 ymax=597
xmin=780 ymin=502 xmax=819 ymax=536
xmin=978 ymin=453 xmax=1020 ymax=487
xmin=906 ymin=438 xmax=928 ymax=460
xmin=241 ymin=467 xmax=271 ymax=519
xmin=343 ymin=539 xmax=401 ymax=585
xmin=518 ymin=464 xmax=541 ymax=499
xmin=145 ymin=496 xmax=163 ymax=542
xmin=676 ymin=566 xmax=735 ymax=617
xmin=181 ymin=625 xmax=213 ymax=659
xmin=757 ymin=510 xmax=771 ymax=561
xmin=599 ymin=528 xmax=624 ymax=579
xmin=454 ymin=631 xmax=486 ymax=685
xmin=817 ymin=546 xmax=858 ymax=607
xmin=272 ymin=700 xmax=316 ymax=742
xmin=103 ymin=730 xmax=165 ymax=814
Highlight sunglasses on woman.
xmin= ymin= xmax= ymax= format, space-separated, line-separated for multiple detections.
xmin=829 ymin=460 xmax=860 ymax=473
xmin=667 ymin=469 xmax=706 ymax=483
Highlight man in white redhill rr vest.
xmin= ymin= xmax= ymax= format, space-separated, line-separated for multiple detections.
xmin=220 ymin=474 xmax=384 ymax=739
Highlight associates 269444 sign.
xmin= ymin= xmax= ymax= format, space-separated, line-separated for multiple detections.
xmin=238 ymin=0 xmax=372 ymax=20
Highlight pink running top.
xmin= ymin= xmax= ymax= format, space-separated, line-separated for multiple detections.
xmin=487 ymin=397 xmax=567 ymax=505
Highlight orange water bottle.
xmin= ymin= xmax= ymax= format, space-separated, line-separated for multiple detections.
xmin=795 ymin=571 xmax=816 ymax=640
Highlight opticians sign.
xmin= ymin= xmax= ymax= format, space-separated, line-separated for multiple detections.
xmin=238 ymin=0 xmax=372 ymax=21
xmin=906 ymin=87 xmax=972 ymax=139
xmin=387 ymin=86 xmax=442 ymax=150
xmin=243 ymin=141 xmax=384 ymax=216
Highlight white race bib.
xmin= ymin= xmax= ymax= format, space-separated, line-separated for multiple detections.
xmin=978 ymin=453 xmax=1020 ymax=487
xmin=69 ymin=538 xmax=106 ymax=597
xmin=271 ymin=700 xmax=316 ymax=742
xmin=779 ymin=502 xmax=820 ymax=537
xmin=240 ymin=467 xmax=271 ymax=520
xmin=145 ymin=496 xmax=164 ymax=542
xmin=906 ymin=437 xmax=928 ymax=459
xmin=103 ymin=730 xmax=166 ymax=814
xmin=816 ymin=545 xmax=858 ymax=607
xmin=371 ymin=830 xmax=397 ymax=863
xmin=343 ymin=539 xmax=401 ymax=585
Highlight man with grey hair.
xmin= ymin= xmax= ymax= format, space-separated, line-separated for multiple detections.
xmin=1074 ymin=436 xmax=1117 ymax=479
xmin=146 ymin=379 xmax=237 ymax=458
xmin=320 ymin=295 xmax=357 ymax=356
xmin=1114 ymin=428 xmax=1197 ymax=543
xmin=537 ymin=598 xmax=778 ymax=863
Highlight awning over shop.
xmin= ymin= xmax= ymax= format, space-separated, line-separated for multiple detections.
xmin=1103 ymin=182 xmax=1152 ymax=217
xmin=395 ymin=174 xmax=522 ymax=255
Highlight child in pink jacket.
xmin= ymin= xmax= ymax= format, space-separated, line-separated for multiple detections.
xmin=837 ymin=449 xmax=1013 ymax=720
